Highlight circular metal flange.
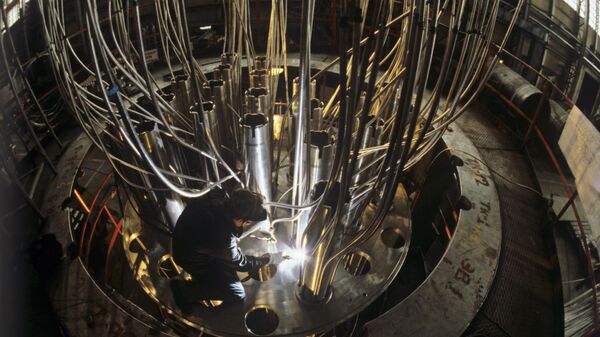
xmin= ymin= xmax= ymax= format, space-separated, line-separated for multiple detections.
xmin=120 ymin=184 xmax=412 ymax=337
xmin=364 ymin=124 xmax=502 ymax=337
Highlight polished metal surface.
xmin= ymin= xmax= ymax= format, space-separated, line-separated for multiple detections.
xmin=310 ymin=98 xmax=323 ymax=130
xmin=250 ymin=69 xmax=269 ymax=88
xmin=138 ymin=121 xmax=185 ymax=227
xmin=172 ymin=74 xmax=191 ymax=116
xmin=305 ymin=131 xmax=335 ymax=189
xmin=119 ymin=181 xmax=411 ymax=337
xmin=245 ymin=87 xmax=271 ymax=117
xmin=204 ymin=79 xmax=237 ymax=160
xmin=298 ymin=183 xmax=341 ymax=302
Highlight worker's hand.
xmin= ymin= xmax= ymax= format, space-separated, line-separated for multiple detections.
xmin=267 ymin=252 xmax=285 ymax=265
xmin=250 ymin=230 xmax=277 ymax=243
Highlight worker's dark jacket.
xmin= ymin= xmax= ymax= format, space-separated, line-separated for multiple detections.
xmin=172 ymin=189 xmax=268 ymax=302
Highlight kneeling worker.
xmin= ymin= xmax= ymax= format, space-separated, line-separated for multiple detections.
xmin=170 ymin=188 xmax=283 ymax=313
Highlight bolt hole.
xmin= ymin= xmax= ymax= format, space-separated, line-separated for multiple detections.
xmin=380 ymin=227 xmax=406 ymax=249
xmin=449 ymin=154 xmax=464 ymax=167
xmin=343 ymin=251 xmax=371 ymax=276
xmin=245 ymin=306 xmax=279 ymax=335
xmin=456 ymin=195 xmax=473 ymax=210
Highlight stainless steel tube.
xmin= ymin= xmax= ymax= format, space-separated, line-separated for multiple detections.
xmin=299 ymin=182 xmax=342 ymax=303
xmin=353 ymin=115 xmax=383 ymax=186
xmin=254 ymin=55 xmax=268 ymax=70
xmin=172 ymin=74 xmax=191 ymax=116
xmin=310 ymin=98 xmax=323 ymax=130
xmin=305 ymin=131 xmax=335 ymax=189
xmin=249 ymin=69 xmax=269 ymax=88
xmin=204 ymin=80 xmax=238 ymax=166
xmin=138 ymin=121 xmax=185 ymax=227
xmin=244 ymin=87 xmax=271 ymax=116
xmin=241 ymin=113 xmax=272 ymax=202
xmin=296 ymin=131 xmax=335 ymax=247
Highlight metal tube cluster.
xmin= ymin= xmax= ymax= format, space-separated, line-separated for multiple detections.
xmin=37 ymin=0 xmax=523 ymax=303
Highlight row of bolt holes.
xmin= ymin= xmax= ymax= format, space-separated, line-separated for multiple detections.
xmin=153 ymin=228 xmax=406 ymax=335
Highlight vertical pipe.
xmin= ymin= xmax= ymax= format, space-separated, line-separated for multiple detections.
xmin=299 ymin=182 xmax=342 ymax=303
xmin=221 ymin=52 xmax=241 ymax=111
xmin=290 ymin=77 xmax=317 ymax=178
xmin=172 ymin=74 xmax=191 ymax=115
xmin=352 ymin=115 xmax=382 ymax=186
xmin=214 ymin=64 xmax=241 ymax=151
xmin=305 ymin=131 xmax=335 ymax=189
xmin=138 ymin=121 xmax=185 ymax=227
xmin=250 ymin=69 xmax=269 ymax=87
xmin=205 ymin=79 xmax=235 ymax=165
xmin=254 ymin=55 xmax=268 ymax=70
xmin=190 ymin=102 xmax=221 ymax=181
xmin=292 ymin=0 xmax=316 ymax=219
xmin=245 ymin=87 xmax=271 ymax=116
xmin=310 ymin=98 xmax=324 ymax=130
xmin=200 ymin=101 xmax=220 ymax=148
xmin=241 ymin=113 xmax=272 ymax=202
xmin=297 ymin=131 xmax=336 ymax=247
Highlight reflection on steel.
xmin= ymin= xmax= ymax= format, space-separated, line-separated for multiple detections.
xmin=305 ymin=131 xmax=335 ymax=189
xmin=299 ymin=182 xmax=341 ymax=302
xmin=204 ymin=80 xmax=234 ymax=156
xmin=118 ymin=179 xmax=411 ymax=336
xmin=310 ymin=98 xmax=323 ymax=130
xmin=138 ymin=121 xmax=185 ymax=227
xmin=172 ymin=74 xmax=191 ymax=115
xmin=245 ymin=87 xmax=271 ymax=117
xmin=201 ymin=101 xmax=219 ymax=146
xmin=353 ymin=115 xmax=383 ymax=186
xmin=242 ymin=113 xmax=272 ymax=202
xmin=254 ymin=56 xmax=268 ymax=70
xmin=250 ymin=69 xmax=269 ymax=88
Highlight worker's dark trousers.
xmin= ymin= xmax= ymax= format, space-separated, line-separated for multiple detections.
xmin=173 ymin=269 xmax=246 ymax=306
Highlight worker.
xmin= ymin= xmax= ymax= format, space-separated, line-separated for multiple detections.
xmin=170 ymin=188 xmax=284 ymax=313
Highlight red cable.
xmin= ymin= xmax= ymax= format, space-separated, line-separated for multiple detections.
xmin=78 ymin=171 xmax=113 ymax=256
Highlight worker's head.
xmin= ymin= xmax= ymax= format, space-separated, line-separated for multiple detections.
xmin=229 ymin=189 xmax=267 ymax=236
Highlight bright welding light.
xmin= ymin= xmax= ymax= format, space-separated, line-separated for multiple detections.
xmin=284 ymin=248 xmax=307 ymax=263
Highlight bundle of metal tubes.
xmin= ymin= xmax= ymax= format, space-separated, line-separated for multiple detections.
xmin=37 ymin=0 xmax=523 ymax=302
